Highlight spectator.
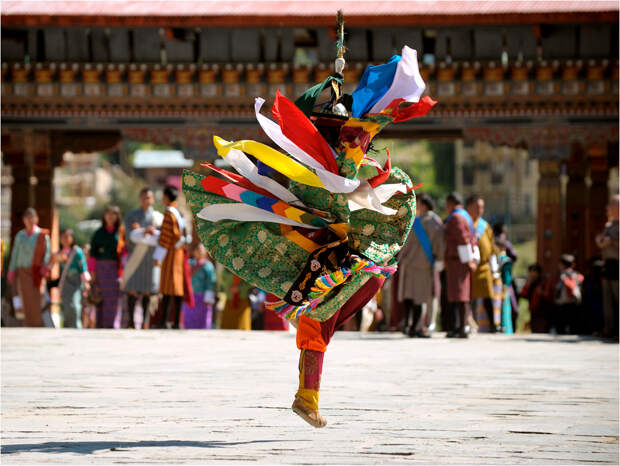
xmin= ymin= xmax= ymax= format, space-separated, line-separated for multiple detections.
xmin=596 ymin=194 xmax=619 ymax=339
xmin=582 ymin=258 xmax=605 ymax=336
xmin=47 ymin=229 xmax=90 ymax=328
xmin=153 ymin=185 xmax=192 ymax=329
xmin=263 ymin=293 xmax=290 ymax=331
xmin=520 ymin=264 xmax=550 ymax=333
xmin=122 ymin=187 xmax=163 ymax=329
xmin=444 ymin=192 xmax=477 ymax=338
xmin=7 ymin=208 xmax=50 ymax=327
xmin=81 ymin=243 xmax=97 ymax=328
xmin=89 ymin=205 xmax=125 ymax=328
xmin=182 ymin=243 xmax=216 ymax=329
xmin=553 ymin=254 xmax=584 ymax=334
xmin=467 ymin=194 xmax=498 ymax=333
xmin=219 ymin=269 xmax=252 ymax=330
xmin=397 ymin=193 xmax=445 ymax=337
xmin=493 ymin=222 xmax=519 ymax=329
xmin=496 ymin=238 xmax=514 ymax=334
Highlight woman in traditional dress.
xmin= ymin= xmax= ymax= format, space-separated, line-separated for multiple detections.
xmin=496 ymin=238 xmax=514 ymax=334
xmin=89 ymin=205 xmax=125 ymax=328
xmin=7 ymin=208 xmax=50 ymax=327
xmin=47 ymin=229 xmax=90 ymax=328
xmin=182 ymin=243 xmax=216 ymax=329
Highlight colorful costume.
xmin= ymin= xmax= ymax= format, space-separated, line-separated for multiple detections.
xmin=183 ymin=41 xmax=435 ymax=426
xmin=8 ymin=226 xmax=50 ymax=326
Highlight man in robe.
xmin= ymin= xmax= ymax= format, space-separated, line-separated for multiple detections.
xmin=444 ymin=192 xmax=478 ymax=338
xmin=153 ymin=185 xmax=191 ymax=329
xmin=397 ymin=193 xmax=445 ymax=337
xmin=122 ymin=187 xmax=163 ymax=328
xmin=466 ymin=194 xmax=499 ymax=333
xmin=7 ymin=208 xmax=50 ymax=326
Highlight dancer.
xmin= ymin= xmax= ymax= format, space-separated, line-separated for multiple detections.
xmin=183 ymin=18 xmax=436 ymax=426
xmin=7 ymin=208 xmax=50 ymax=326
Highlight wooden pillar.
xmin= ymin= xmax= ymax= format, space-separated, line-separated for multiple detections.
xmin=586 ymin=144 xmax=609 ymax=261
xmin=564 ymin=143 xmax=588 ymax=271
xmin=3 ymin=129 xmax=57 ymax=250
xmin=8 ymin=154 xmax=32 ymax=244
xmin=536 ymin=160 xmax=563 ymax=276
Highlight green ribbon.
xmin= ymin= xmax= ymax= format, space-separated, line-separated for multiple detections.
xmin=294 ymin=75 xmax=343 ymax=117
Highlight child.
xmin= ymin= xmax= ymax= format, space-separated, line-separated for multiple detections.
xmin=495 ymin=238 xmax=514 ymax=334
xmin=181 ymin=243 xmax=216 ymax=329
xmin=553 ymin=254 xmax=584 ymax=334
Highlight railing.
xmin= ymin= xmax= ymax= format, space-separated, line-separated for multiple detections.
xmin=1 ymin=59 xmax=617 ymax=102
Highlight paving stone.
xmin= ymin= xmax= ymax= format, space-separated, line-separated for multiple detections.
xmin=1 ymin=329 xmax=618 ymax=464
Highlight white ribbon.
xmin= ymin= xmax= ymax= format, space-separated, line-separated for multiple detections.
xmin=220 ymin=145 xmax=304 ymax=206
xmin=198 ymin=204 xmax=321 ymax=229
xmin=347 ymin=182 xmax=407 ymax=216
xmin=369 ymin=46 xmax=426 ymax=114
xmin=254 ymin=98 xmax=360 ymax=194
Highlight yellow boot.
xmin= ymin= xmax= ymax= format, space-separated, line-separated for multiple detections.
xmin=292 ymin=349 xmax=327 ymax=428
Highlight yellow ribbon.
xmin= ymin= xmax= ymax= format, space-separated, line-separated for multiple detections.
xmin=213 ymin=136 xmax=325 ymax=188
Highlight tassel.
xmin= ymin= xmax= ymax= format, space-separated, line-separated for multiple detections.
xmin=265 ymin=258 xmax=397 ymax=320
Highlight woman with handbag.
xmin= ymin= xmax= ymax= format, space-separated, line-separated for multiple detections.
xmin=46 ymin=229 xmax=91 ymax=328
xmin=89 ymin=206 xmax=126 ymax=328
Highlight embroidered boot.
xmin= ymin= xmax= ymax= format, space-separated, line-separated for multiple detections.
xmin=292 ymin=349 xmax=327 ymax=428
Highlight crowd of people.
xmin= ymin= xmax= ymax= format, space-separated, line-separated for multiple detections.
xmin=391 ymin=192 xmax=619 ymax=340
xmin=2 ymin=186 xmax=618 ymax=341
xmin=3 ymin=185 xmax=289 ymax=331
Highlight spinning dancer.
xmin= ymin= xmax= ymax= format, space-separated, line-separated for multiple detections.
xmin=183 ymin=13 xmax=436 ymax=427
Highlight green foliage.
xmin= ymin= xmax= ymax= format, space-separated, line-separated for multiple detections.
xmin=513 ymin=239 xmax=537 ymax=278
xmin=373 ymin=139 xmax=455 ymax=209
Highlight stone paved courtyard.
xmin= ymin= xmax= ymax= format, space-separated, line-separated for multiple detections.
xmin=1 ymin=328 xmax=618 ymax=464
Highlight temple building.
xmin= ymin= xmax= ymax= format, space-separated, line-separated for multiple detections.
xmin=1 ymin=1 xmax=618 ymax=274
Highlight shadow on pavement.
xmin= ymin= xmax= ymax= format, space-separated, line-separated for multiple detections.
xmin=512 ymin=335 xmax=617 ymax=344
xmin=1 ymin=439 xmax=288 ymax=455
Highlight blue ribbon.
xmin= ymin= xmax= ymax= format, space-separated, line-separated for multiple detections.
xmin=412 ymin=216 xmax=434 ymax=266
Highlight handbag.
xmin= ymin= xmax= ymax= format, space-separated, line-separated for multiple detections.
xmin=86 ymin=284 xmax=104 ymax=306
